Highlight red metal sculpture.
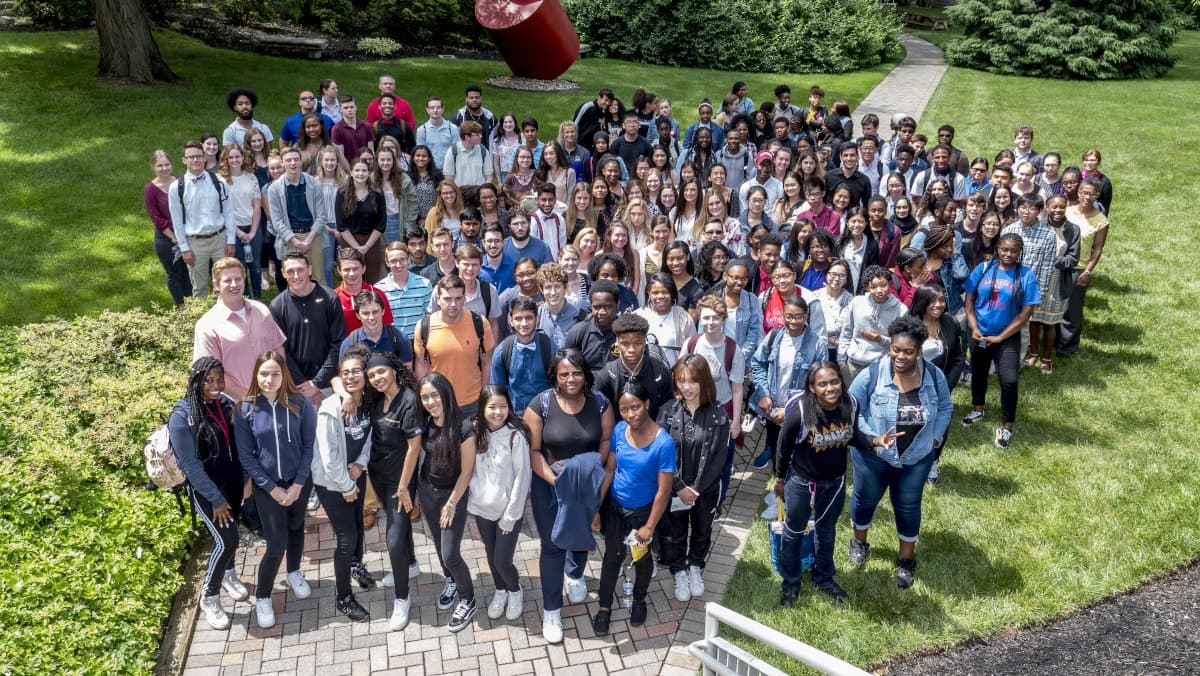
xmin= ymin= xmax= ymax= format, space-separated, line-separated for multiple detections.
xmin=475 ymin=0 xmax=580 ymax=80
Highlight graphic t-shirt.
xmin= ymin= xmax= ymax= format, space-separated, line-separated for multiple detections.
xmin=894 ymin=389 xmax=926 ymax=455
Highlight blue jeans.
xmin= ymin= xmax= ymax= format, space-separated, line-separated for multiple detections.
xmin=237 ymin=226 xmax=264 ymax=299
xmin=530 ymin=475 xmax=590 ymax=611
xmin=781 ymin=472 xmax=845 ymax=589
xmin=849 ymin=448 xmax=933 ymax=543
xmin=322 ymin=226 xmax=338 ymax=287
xmin=384 ymin=213 xmax=402 ymax=246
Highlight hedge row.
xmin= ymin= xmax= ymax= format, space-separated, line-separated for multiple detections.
xmin=0 ymin=306 xmax=203 ymax=673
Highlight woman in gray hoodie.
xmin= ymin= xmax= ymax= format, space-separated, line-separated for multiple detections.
xmin=837 ymin=264 xmax=908 ymax=385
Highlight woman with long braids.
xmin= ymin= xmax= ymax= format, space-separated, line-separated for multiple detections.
xmin=169 ymin=357 xmax=249 ymax=630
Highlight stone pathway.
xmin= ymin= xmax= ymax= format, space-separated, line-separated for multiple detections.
xmin=853 ymin=34 xmax=949 ymax=127
xmin=181 ymin=430 xmax=771 ymax=676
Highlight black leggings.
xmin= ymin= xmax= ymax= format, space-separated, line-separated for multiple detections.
xmin=597 ymin=500 xmax=654 ymax=610
xmin=254 ymin=481 xmax=313 ymax=599
xmin=191 ymin=480 xmax=242 ymax=598
xmin=314 ymin=474 xmax=366 ymax=598
xmin=970 ymin=333 xmax=1022 ymax=424
xmin=153 ymin=229 xmax=192 ymax=306
xmin=369 ymin=472 xmax=417 ymax=601
xmin=475 ymin=515 xmax=523 ymax=593
xmin=418 ymin=483 xmax=474 ymax=601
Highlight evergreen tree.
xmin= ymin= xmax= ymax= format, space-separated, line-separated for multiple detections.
xmin=946 ymin=0 xmax=1179 ymax=80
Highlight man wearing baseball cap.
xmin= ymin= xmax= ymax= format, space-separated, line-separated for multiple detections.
xmin=738 ymin=149 xmax=783 ymax=208
xmin=683 ymin=98 xmax=725 ymax=151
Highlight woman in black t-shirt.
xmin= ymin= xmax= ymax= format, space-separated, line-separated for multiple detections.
xmin=415 ymin=373 xmax=479 ymax=633
xmin=522 ymin=348 xmax=615 ymax=644
xmin=364 ymin=351 xmax=422 ymax=632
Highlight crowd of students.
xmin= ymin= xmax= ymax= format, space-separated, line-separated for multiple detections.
xmin=154 ymin=76 xmax=1113 ymax=637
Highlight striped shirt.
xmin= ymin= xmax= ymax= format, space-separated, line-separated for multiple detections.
xmin=376 ymin=272 xmax=433 ymax=339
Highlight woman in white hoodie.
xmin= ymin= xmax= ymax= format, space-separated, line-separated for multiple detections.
xmin=312 ymin=348 xmax=374 ymax=622
xmin=468 ymin=385 xmax=532 ymax=622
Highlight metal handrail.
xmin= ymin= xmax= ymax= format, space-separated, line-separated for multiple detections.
xmin=688 ymin=602 xmax=871 ymax=676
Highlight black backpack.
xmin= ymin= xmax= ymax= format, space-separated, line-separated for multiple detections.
xmin=176 ymin=169 xmax=227 ymax=226
xmin=498 ymin=332 xmax=553 ymax=383
xmin=418 ymin=311 xmax=487 ymax=369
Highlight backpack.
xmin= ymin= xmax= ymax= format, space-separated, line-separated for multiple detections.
xmin=176 ymin=169 xmax=227 ymax=226
xmin=450 ymin=142 xmax=491 ymax=176
xmin=684 ymin=334 xmax=736 ymax=378
xmin=418 ymin=310 xmax=486 ymax=369
xmin=145 ymin=422 xmax=186 ymax=489
xmin=499 ymin=332 xmax=553 ymax=383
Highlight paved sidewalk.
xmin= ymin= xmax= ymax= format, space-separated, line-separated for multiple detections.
xmin=853 ymin=34 xmax=949 ymax=127
xmin=181 ymin=431 xmax=772 ymax=676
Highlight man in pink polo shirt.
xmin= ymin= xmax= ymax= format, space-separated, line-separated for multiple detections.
xmin=193 ymin=257 xmax=286 ymax=400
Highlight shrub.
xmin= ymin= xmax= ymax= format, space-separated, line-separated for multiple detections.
xmin=12 ymin=0 xmax=93 ymax=28
xmin=564 ymin=0 xmax=900 ymax=73
xmin=293 ymin=0 xmax=490 ymax=47
xmin=215 ymin=0 xmax=277 ymax=25
xmin=0 ymin=305 xmax=204 ymax=673
xmin=945 ymin=0 xmax=1179 ymax=80
xmin=358 ymin=36 xmax=403 ymax=56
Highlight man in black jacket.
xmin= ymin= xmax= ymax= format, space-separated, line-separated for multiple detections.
xmin=269 ymin=252 xmax=346 ymax=407
xmin=572 ymin=87 xmax=614 ymax=152
xmin=594 ymin=313 xmax=674 ymax=420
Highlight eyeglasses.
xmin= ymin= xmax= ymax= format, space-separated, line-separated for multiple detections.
xmin=340 ymin=368 xmax=364 ymax=377
xmin=783 ymin=314 xmax=807 ymax=321
xmin=299 ymin=95 xmax=314 ymax=101
xmin=826 ymin=272 xmax=847 ymax=279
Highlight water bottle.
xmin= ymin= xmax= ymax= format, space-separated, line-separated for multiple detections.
xmin=243 ymin=243 xmax=253 ymax=262
xmin=621 ymin=565 xmax=633 ymax=608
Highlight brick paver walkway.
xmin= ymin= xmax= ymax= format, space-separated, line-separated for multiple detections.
xmin=181 ymin=431 xmax=769 ymax=676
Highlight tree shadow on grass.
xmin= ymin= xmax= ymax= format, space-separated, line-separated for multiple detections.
xmin=931 ymin=464 xmax=1018 ymax=499
xmin=847 ymin=562 xmax=955 ymax=631
xmin=913 ymin=529 xmax=1025 ymax=598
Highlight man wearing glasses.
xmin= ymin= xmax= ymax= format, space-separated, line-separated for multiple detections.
xmin=170 ymin=141 xmax=235 ymax=297
xmin=280 ymin=90 xmax=333 ymax=147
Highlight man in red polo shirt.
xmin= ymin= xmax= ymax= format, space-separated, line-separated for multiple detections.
xmin=333 ymin=248 xmax=393 ymax=332
xmin=366 ymin=74 xmax=415 ymax=128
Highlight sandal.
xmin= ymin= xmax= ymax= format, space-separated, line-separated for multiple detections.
xmin=1040 ymin=357 xmax=1053 ymax=376
xmin=1023 ymin=352 xmax=1040 ymax=367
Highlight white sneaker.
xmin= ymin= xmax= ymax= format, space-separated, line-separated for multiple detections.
xmin=381 ymin=572 xmax=395 ymax=588
xmin=506 ymin=587 xmax=524 ymax=621
xmin=673 ymin=571 xmax=691 ymax=602
xmin=487 ymin=589 xmax=508 ymax=620
xmin=255 ymin=597 xmax=276 ymax=628
xmin=409 ymin=561 xmax=421 ymax=578
xmin=221 ymin=569 xmax=249 ymax=601
xmin=286 ymin=570 xmax=312 ymax=599
xmin=688 ymin=565 xmax=705 ymax=597
xmin=390 ymin=596 xmax=411 ymax=631
xmin=306 ymin=491 xmax=320 ymax=512
xmin=200 ymin=594 xmax=230 ymax=630
xmin=565 ymin=575 xmax=587 ymax=604
xmin=542 ymin=609 xmax=563 ymax=644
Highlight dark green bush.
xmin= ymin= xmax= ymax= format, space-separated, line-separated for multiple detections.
xmin=564 ymin=0 xmax=900 ymax=73
xmin=292 ymin=0 xmax=489 ymax=47
xmin=215 ymin=0 xmax=277 ymax=24
xmin=0 ymin=306 xmax=202 ymax=673
xmin=12 ymin=0 xmax=92 ymax=28
xmin=945 ymin=0 xmax=1179 ymax=80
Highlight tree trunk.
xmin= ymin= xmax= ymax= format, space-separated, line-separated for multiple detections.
xmin=94 ymin=0 xmax=177 ymax=83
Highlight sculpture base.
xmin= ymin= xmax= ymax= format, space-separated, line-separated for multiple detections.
xmin=486 ymin=75 xmax=580 ymax=92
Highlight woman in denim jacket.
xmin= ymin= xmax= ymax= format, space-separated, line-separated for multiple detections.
xmin=749 ymin=296 xmax=824 ymax=472
xmin=711 ymin=258 xmax=763 ymax=368
xmin=845 ymin=315 xmax=952 ymax=590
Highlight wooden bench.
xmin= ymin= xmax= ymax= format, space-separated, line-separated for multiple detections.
xmin=257 ymin=35 xmax=329 ymax=59
xmin=903 ymin=12 xmax=949 ymax=30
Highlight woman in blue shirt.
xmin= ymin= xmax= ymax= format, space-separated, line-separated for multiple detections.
xmin=591 ymin=380 xmax=675 ymax=637
xmin=961 ymin=232 xmax=1040 ymax=449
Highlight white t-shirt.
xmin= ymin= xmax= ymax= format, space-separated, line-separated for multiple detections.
xmin=684 ymin=335 xmax=745 ymax=406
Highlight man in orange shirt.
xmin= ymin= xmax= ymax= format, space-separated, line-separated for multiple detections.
xmin=413 ymin=274 xmax=496 ymax=417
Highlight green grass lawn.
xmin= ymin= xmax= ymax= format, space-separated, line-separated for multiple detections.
xmin=0 ymin=30 xmax=894 ymax=327
xmin=723 ymin=30 xmax=1200 ymax=672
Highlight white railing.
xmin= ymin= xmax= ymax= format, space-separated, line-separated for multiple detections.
xmin=687 ymin=603 xmax=871 ymax=676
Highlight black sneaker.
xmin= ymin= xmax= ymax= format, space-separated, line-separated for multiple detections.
xmin=438 ymin=578 xmax=459 ymax=610
xmin=448 ymin=597 xmax=477 ymax=633
xmin=350 ymin=562 xmax=375 ymax=589
xmin=629 ymin=599 xmax=648 ymax=626
xmin=336 ymin=593 xmax=369 ymax=622
xmin=779 ymin=586 xmax=799 ymax=608
xmin=591 ymin=609 xmax=611 ymax=636
xmin=961 ymin=410 xmax=985 ymax=427
xmin=815 ymin=581 xmax=848 ymax=604
xmin=848 ymin=538 xmax=869 ymax=567
xmin=895 ymin=558 xmax=917 ymax=589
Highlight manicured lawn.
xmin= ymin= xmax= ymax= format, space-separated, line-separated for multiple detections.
xmin=723 ymin=31 xmax=1200 ymax=671
xmin=0 ymin=30 xmax=894 ymax=326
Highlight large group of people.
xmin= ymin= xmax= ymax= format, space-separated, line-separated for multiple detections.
xmin=154 ymin=75 xmax=1113 ymax=637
